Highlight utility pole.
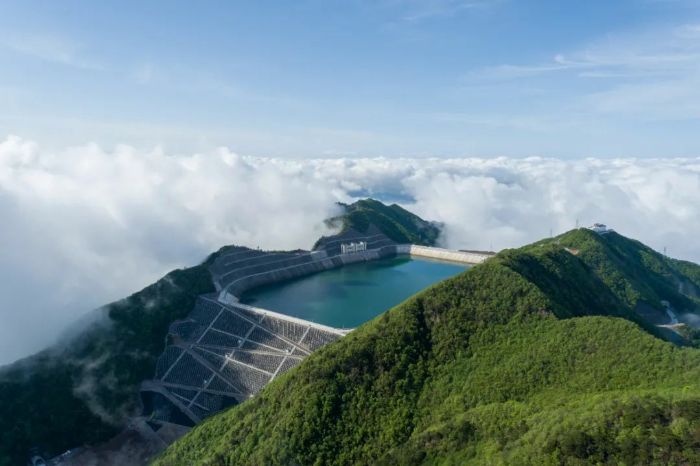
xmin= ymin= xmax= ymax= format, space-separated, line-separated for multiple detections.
xmin=576 ymin=217 xmax=579 ymax=229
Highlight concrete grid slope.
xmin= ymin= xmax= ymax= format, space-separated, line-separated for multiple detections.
xmin=141 ymin=295 xmax=346 ymax=427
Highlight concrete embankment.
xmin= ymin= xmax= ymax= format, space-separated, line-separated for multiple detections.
xmin=396 ymin=244 xmax=493 ymax=264
xmin=218 ymin=245 xmax=397 ymax=303
xmin=227 ymin=300 xmax=351 ymax=335
xmin=217 ymin=244 xmax=492 ymax=304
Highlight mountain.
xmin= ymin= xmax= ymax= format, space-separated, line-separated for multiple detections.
xmin=0 ymin=199 xmax=438 ymax=466
xmin=154 ymin=228 xmax=700 ymax=465
xmin=322 ymin=199 xmax=441 ymax=246
xmin=0 ymin=261 xmax=217 ymax=466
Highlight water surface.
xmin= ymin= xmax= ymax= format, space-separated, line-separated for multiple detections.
xmin=240 ymin=257 xmax=468 ymax=328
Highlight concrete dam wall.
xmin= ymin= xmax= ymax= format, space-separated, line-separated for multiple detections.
xmin=215 ymin=240 xmax=492 ymax=305
xmin=396 ymin=244 xmax=493 ymax=264
xmin=141 ymin=296 xmax=347 ymax=428
xmin=216 ymin=242 xmax=398 ymax=304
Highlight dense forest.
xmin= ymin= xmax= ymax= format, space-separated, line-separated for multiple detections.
xmin=155 ymin=228 xmax=700 ymax=465
xmin=0 ymin=259 xmax=217 ymax=466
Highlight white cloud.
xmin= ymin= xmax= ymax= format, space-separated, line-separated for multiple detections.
xmin=292 ymin=156 xmax=700 ymax=261
xmin=1 ymin=34 xmax=101 ymax=70
xmin=396 ymin=0 xmax=502 ymax=21
xmin=2 ymin=135 xmax=700 ymax=364
xmin=0 ymin=136 xmax=340 ymax=364
xmin=469 ymin=22 xmax=700 ymax=81
xmin=464 ymin=22 xmax=700 ymax=122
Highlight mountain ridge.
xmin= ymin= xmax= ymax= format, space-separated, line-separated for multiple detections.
xmin=154 ymin=227 xmax=700 ymax=465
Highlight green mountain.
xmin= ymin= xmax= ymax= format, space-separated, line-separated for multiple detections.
xmin=324 ymin=199 xmax=441 ymax=246
xmin=154 ymin=228 xmax=700 ymax=466
xmin=0 ymin=199 xmax=436 ymax=466
xmin=0 ymin=260 xmax=217 ymax=466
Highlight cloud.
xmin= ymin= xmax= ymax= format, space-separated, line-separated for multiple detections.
xmin=469 ymin=22 xmax=700 ymax=81
xmin=2 ymin=135 xmax=700 ymax=364
xmin=367 ymin=0 xmax=503 ymax=24
xmin=1 ymin=34 xmax=101 ymax=70
xmin=464 ymin=22 xmax=700 ymax=122
xmin=0 ymin=136 xmax=340 ymax=364
xmin=396 ymin=0 xmax=501 ymax=21
xmin=302 ymin=156 xmax=700 ymax=258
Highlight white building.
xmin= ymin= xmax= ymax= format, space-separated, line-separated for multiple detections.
xmin=341 ymin=241 xmax=367 ymax=254
xmin=588 ymin=223 xmax=614 ymax=235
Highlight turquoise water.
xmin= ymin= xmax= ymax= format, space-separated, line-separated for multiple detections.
xmin=240 ymin=257 xmax=468 ymax=328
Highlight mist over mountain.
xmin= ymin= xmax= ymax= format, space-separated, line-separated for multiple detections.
xmin=2 ymin=135 xmax=700 ymax=364
xmin=4 ymin=2 xmax=700 ymax=464
xmin=0 ymin=199 xmax=442 ymax=465
xmin=2 ymin=196 xmax=700 ymax=465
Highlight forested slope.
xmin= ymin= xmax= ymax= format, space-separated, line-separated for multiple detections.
xmin=326 ymin=199 xmax=441 ymax=246
xmin=0 ymin=198 xmax=440 ymax=465
xmin=0 ymin=258 xmax=218 ymax=466
xmin=155 ymin=229 xmax=700 ymax=465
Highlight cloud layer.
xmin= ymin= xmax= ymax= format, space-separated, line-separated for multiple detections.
xmin=2 ymin=135 xmax=700 ymax=364
xmin=0 ymin=136 xmax=340 ymax=364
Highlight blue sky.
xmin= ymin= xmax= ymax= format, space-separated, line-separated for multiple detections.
xmin=1 ymin=0 xmax=699 ymax=157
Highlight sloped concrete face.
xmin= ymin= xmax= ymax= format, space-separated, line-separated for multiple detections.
xmin=398 ymin=245 xmax=493 ymax=264
xmin=141 ymin=296 xmax=346 ymax=427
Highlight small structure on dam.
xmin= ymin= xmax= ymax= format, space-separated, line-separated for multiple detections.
xmin=140 ymin=226 xmax=492 ymax=433
xmin=341 ymin=241 xmax=367 ymax=254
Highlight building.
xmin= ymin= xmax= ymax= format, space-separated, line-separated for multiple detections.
xmin=588 ymin=223 xmax=614 ymax=235
xmin=340 ymin=241 xmax=367 ymax=254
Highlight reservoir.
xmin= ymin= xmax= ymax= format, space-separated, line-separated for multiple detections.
xmin=240 ymin=256 xmax=468 ymax=328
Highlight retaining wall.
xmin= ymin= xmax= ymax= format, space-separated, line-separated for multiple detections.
xmin=396 ymin=244 xmax=492 ymax=264
xmin=217 ymin=244 xmax=489 ymax=304
xmin=217 ymin=246 xmax=397 ymax=303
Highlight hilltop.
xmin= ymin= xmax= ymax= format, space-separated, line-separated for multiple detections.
xmin=155 ymin=228 xmax=700 ymax=465
xmin=322 ymin=199 xmax=441 ymax=246
xmin=0 ymin=199 xmax=437 ymax=466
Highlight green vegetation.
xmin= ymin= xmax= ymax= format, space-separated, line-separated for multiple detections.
xmin=551 ymin=229 xmax=700 ymax=314
xmin=327 ymin=199 xmax=441 ymax=246
xmin=0 ymin=198 xmax=442 ymax=464
xmin=0 ymin=254 xmax=219 ymax=465
xmin=155 ymin=229 xmax=700 ymax=465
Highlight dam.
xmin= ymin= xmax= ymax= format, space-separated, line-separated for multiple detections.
xmin=240 ymin=256 xmax=467 ymax=328
xmin=140 ymin=226 xmax=493 ymax=433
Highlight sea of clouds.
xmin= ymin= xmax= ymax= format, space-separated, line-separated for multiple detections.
xmin=2 ymin=134 xmax=700 ymax=364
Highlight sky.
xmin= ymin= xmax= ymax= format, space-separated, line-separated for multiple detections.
xmin=1 ymin=0 xmax=700 ymax=157
xmin=2 ymin=1 xmax=700 ymax=364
